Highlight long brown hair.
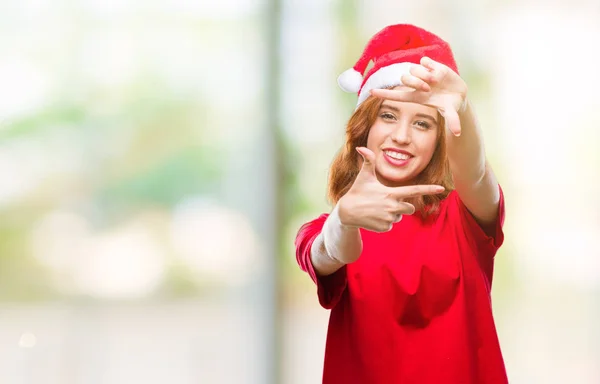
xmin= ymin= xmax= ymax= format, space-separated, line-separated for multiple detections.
xmin=327 ymin=95 xmax=454 ymax=217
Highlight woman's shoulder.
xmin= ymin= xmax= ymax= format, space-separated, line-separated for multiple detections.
xmin=433 ymin=187 xmax=506 ymax=257
xmin=415 ymin=189 xmax=460 ymax=222
xmin=301 ymin=213 xmax=329 ymax=227
xmin=296 ymin=213 xmax=329 ymax=238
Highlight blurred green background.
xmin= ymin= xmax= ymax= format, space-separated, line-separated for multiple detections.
xmin=0 ymin=0 xmax=599 ymax=383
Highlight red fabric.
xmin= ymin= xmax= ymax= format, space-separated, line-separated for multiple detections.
xmin=295 ymin=189 xmax=508 ymax=384
xmin=351 ymin=24 xmax=459 ymax=94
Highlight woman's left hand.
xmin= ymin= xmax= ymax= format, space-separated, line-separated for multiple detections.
xmin=370 ymin=56 xmax=467 ymax=136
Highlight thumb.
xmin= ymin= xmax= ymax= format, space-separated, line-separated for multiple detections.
xmin=355 ymin=147 xmax=377 ymax=178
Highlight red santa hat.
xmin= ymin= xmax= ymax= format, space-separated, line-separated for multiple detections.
xmin=337 ymin=24 xmax=459 ymax=107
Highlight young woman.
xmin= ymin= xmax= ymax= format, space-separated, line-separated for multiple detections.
xmin=295 ymin=24 xmax=508 ymax=383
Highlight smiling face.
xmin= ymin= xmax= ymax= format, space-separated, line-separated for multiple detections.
xmin=366 ymin=88 xmax=441 ymax=187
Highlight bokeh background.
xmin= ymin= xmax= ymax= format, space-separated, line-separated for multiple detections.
xmin=0 ymin=0 xmax=599 ymax=383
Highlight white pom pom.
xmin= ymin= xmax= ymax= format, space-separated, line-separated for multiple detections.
xmin=337 ymin=68 xmax=363 ymax=93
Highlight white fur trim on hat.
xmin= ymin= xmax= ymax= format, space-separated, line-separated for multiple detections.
xmin=337 ymin=68 xmax=363 ymax=93
xmin=356 ymin=62 xmax=414 ymax=108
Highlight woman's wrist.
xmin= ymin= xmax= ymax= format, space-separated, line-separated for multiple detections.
xmin=457 ymin=96 xmax=470 ymax=118
xmin=336 ymin=197 xmax=359 ymax=229
xmin=322 ymin=202 xmax=361 ymax=264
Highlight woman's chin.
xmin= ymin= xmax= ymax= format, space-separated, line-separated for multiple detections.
xmin=376 ymin=171 xmax=415 ymax=187
xmin=376 ymin=160 xmax=426 ymax=187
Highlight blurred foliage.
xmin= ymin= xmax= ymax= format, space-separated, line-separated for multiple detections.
xmin=155 ymin=261 xmax=204 ymax=299
xmin=0 ymin=74 xmax=223 ymax=300
xmin=0 ymin=219 xmax=58 ymax=301
xmin=334 ymin=0 xmax=362 ymax=112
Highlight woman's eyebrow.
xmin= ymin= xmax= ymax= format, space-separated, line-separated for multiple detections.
xmin=380 ymin=103 xmax=400 ymax=113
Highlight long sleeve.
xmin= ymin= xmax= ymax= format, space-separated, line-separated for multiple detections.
xmin=295 ymin=214 xmax=348 ymax=309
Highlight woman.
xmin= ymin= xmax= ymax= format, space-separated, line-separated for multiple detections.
xmin=295 ymin=24 xmax=508 ymax=383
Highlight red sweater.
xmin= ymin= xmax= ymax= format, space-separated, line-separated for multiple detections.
xmin=295 ymin=190 xmax=508 ymax=384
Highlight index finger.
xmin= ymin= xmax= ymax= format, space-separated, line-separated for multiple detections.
xmin=370 ymin=88 xmax=431 ymax=104
xmin=420 ymin=56 xmax=450 ymax=75
xmin=389 ymin=184 xmax=445 ymax=199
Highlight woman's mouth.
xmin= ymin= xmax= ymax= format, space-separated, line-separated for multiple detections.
xmin=383 ymin=149 xmax=412 ymax=167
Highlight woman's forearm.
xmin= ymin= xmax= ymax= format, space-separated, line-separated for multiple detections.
xmin=446 ymin=99 xmax=487 ymax=185
xmin=310 ymin=204 xmax=363 ymax=276
xmin=446 ymin=99 xmax=501 ymax=226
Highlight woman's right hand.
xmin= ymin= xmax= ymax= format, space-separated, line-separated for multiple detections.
xmin=337 ymin=147 xmax=445 ymax=233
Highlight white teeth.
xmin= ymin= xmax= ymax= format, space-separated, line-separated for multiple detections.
xmin=384 ymin=150 xmax=409 ymax=160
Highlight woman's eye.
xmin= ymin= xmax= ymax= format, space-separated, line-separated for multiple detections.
xmin=380 ymin=113 xmax=396 ymax=121
xmin=414 ymin=120 xmax=431 ymax=129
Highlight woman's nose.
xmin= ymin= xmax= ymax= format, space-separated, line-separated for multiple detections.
xmin=391 ymin=123 xmax=411 ymax=144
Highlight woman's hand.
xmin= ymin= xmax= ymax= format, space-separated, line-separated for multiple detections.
xmin=370 ymin=56 xmax=468 ymax=137
xmin=338 ymin=147 xmax=445 ymax=233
